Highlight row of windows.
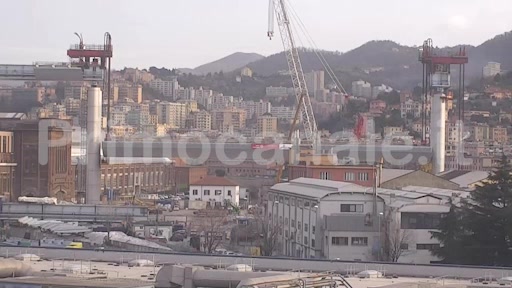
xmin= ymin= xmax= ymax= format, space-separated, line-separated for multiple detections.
xmin=100 ymin=170 xmax=167 ymax=189
xmin=192 ymin=189 xmax=232 ymax=196
xmin=0 ymin=136 xmax=11 ymax=153
xmin=331 ymin=237 xmax=439 ymax=250
xmin=331 ymin=236 xmax=368 ymax=246
xmin=401 ymin=212 xmax=442 ymax=229
xmin=270 ymin=194 xmax=316 ymax=208
xmin=345 ymin=172 xmax=369 ymax=182
xmin=278 ymin=217 xmax=316 ymax=233
xmin=318 ymin=172 xmax=370 ymax=182
xmin=340 ymin=204 xmax=364 ymax=213
xmin=284 ymin=231 xmax=316 ymax=248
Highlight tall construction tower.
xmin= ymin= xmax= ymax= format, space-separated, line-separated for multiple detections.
xmin=268 ymin=0 xmax=325 ymax=182
xmin=67 ymin=33 xmax=112 ymax=202
xmin=419 ymin=39 xmax=468 ymax=174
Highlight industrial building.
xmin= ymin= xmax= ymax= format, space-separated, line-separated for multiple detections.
xmin=267 ymin=178 xmax=466 ymax=264
xmin=0 ymin=119 xmax=74 ymax=201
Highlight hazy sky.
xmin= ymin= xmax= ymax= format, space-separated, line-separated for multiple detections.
xmin=1 ymin=0 xmax=511 ymax=69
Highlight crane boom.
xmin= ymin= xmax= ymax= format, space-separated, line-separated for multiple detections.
xmin=268 ymin=0 xmax=318 ymax=144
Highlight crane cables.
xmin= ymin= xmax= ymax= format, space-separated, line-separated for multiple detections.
xmin=284 ymin=0 xmax=348 ymax=95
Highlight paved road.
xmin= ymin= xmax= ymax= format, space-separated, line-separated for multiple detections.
xmin=3 ymin=246 xmax=511 ymax=279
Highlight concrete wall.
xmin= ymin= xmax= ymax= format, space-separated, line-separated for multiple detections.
xmin=177 ymin=200 xmax=207 ymax=210
xmin=0 ymin=203 xmax=148 ymax=218
xmin=10 ymin=246 xmax=512 ymax=280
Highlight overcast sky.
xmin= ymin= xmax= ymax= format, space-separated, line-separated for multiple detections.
xmin=1 ymin=0 xmax=511 ymax=69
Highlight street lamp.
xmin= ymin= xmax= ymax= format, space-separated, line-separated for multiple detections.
xmin=378 ymin=212 xmax=384 ymax=261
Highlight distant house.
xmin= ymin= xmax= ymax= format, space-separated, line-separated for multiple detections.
xmin=189 ymin=176 xmax=240 ymax=207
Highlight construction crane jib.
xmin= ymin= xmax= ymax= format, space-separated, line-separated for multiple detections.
xmin=268 ymin=0 xmax=318 ymax=148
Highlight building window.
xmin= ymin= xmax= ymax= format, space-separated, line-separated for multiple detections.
xmin=401 ymin=212 xmax=442 ymax=229
xmin=416 ymin=244 xmax=440 ymax=250
xmin=304 ymin=201 xmax=310 ymax=207
xmin=215 ymin=190 xmax=222 ymax=196
xmin=298 ymin=221 xmax=302 ymax=230
xmin=358 ymin=172 xmax=369 ymax=181
xmin=204 ymin=190 xmax=210 ymax=196
xmin=304 ymin=224 xmax=309 ymax=232
xmin=291 ymin=220 xmax=295 ymax=228
xmin=291 ymin=198 xmax=296 ymax=206
xmin=192 ymin=189 xmax=198 ymax=195
xmin=285 ymin=218 xmax=289 ymax=225
xmin=304 ymin=236 xmax=308 ymax=245
xmin=227 ymin=190 xmax=231 ymax=196
xmin=320 ymin=171 xmax=331 ymax=180
xmin=351 ymin=237 xmax=368 ymax=246
xmin=311 ymin=239 xmax=315 ymax=248
xmin=400 ymin=243 xmax=409 ymax=250
xmin=340 ymin=204 xmax=363 ymax=213
xmin=331 ymin=237 xmax=348 ymax=246
xmin=312 ymin=226 xmax=315 ymax=233
xmin=344 ymin=172 xmax=355 ymax=181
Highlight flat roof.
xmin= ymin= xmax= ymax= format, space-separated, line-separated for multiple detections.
xmin=449 ymin=171 xmax=490 ymax=187
xmin=0 ymin=276 xmax=153 ymax=288
xmin=270 ymin=178 xmax=367 ymax=199
xmin=270 ymin=178 xmax=463 ymax=203
xmin=380 ymin=169 xmax=415 ymax=182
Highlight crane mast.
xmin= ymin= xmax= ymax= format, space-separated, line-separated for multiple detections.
xmin=268 ymin=0 xmax=318 ymax=145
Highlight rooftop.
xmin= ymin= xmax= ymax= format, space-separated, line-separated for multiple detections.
xmin=380 ymin=169 xmax=414 ymax=183
xmin=439 ymin=170 xmax=490 ymax=188
xmin=191 ymin=176 xmax=239 ymax=186
xmin=0 ymin=258 xmax=160 ymax=288
xmin=271 ymin=178 xmax=466 ymax=202
xmin=0 ymin=276 xmax=153 ymax=288
xmin=0 ymin=112 xmax=27 ymax=119
xmin=270 ymin=178 xmax=368 ymax=199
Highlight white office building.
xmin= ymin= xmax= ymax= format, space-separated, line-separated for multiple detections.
xmin=351 ymin=80 xmax=372 ymax=98
xmin=149 ymin=78 xmax=180 ymax=100
xmin=189 ymin=176 xmax=240 ymax=207
xmin=372 ymin=84 xmax=393 ymax=99
xmin=267 ymin=178 xmax=467 ymax=263
xmin=483 ymin=62 xmax=501 ymax=78
xmin=270 ymin=106 xmax=295 ymax=121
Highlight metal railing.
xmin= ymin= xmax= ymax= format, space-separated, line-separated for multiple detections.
xmin=69 ymin=44 xmax=113 ymax=51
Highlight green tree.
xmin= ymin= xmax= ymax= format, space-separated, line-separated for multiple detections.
xmin=377 ymin=90 xmax=400 ymax=105
xmin=430 ymin=200 xmax=473 ymax=264
xmin=432 ymin=155 xmax=512 ymax=265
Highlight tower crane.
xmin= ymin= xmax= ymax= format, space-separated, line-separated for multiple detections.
xmin=268 ymin=0 xmax=319 ymax=183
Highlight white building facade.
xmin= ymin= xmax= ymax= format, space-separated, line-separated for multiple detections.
xmin=483 ymin=62 xmax=501 ymax=78
xmin=267 ymin=178 xmax=465 ymax=264
xmin=189 ymin=177 xmax=240 ymax=207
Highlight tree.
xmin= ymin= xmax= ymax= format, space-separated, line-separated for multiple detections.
xmin=430 ymin=200 xmax=472 ymax=264
xmin=260 ymin=221 xmax=280 ymax=256
xmin=432 ymin=155 xmax=512 ymax=265
xmin=377 ymin=90 xmax=400 ymax=105
xmin=258 ymin=212 xmax=281 ymax=256
xmin=199 ymin=216 xmax=228 ymax=254
xmin=381 ymin=211 xmax=411 ymax=262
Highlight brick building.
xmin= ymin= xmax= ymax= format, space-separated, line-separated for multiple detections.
xmin=288 ymin=164 xmax=377 ymax=187
xmin=0 ymin=131 xmax=16 ymax=200
xmin=0 ymin=120 xmax=75 ymax=201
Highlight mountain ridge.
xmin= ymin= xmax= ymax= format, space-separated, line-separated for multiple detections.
xmin=178 ymin=52 xmax=265 ymax=75
xmin=241 ymin=30 xmax=512 ymax=89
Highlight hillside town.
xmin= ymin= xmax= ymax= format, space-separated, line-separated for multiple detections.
xmin=0 ymin=1 xmax=512 ymax=287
